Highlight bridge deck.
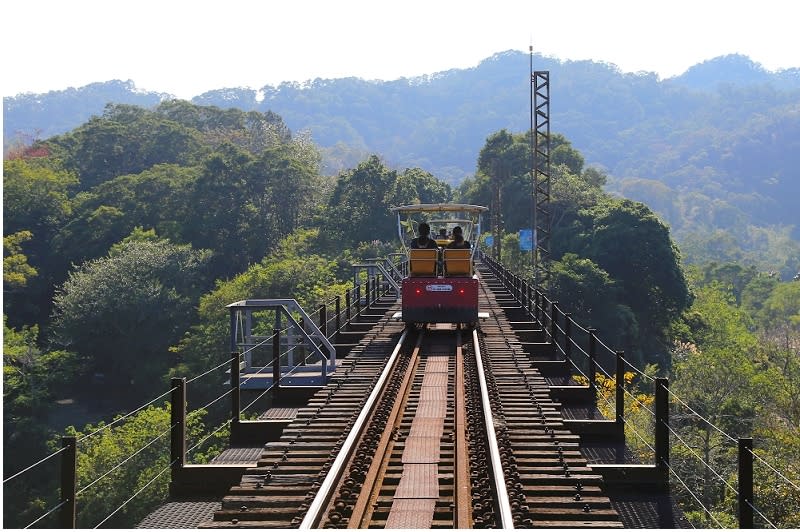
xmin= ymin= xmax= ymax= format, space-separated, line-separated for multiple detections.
xmin=138 ymin=264 xmax=688 ymax=528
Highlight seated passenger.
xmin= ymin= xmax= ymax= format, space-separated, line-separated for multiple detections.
xmin=447 ymin=226 xmax=470 ymax=249
xmin=410 ymin=222 xmax=438 ymax=249
xmin=438 ymin=228 xmax=449 ymax=239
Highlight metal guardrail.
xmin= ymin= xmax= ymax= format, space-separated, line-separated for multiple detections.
xmin=227 ymin=299 xmax=337 ymax=382
xmin=352 ymin=263 xmax=401 ymax=295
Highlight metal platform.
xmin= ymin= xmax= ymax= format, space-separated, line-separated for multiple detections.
xmin=240 ymin=360 xmax=340 ymax=389
xmin=391 ymin=311 xmax=489 ymax=321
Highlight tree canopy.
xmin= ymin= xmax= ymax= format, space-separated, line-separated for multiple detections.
xmin=51 ymin=235 xmax=211 ymax=404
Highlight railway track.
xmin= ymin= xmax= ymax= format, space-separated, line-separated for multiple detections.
xmin=200 ymin=265 xmax=623 ymax=528
xmin=302 ymin=326 xmax=511 ymax=529
xmin=475 ymin=266 xmax=623 ymax=528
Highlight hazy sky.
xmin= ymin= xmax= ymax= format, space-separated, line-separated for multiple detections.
xmin=3 ymin=0 xmax=798 ymax=100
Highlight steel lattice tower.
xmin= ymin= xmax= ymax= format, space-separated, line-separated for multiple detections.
xmin=532 ymin=70 xmax=551 ymax=287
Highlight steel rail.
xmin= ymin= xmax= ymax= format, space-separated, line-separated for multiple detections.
xmin=454 ymin=329 xmax=472 ymax=528
xmin=299 ymin=328 xmax=410 ymax=529
xmin=472 ymin=328 xmax=515 ymax=529
xmin=347 ymin=331 xmax=423 ymax=526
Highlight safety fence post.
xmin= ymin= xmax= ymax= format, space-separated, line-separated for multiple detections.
xmin=365 ymin=277 xmax=371 ymax=309
xmin=60 ymin=435 xmax=77 ymax=528
xmin=170 ymin=377 xmax=186 ymax=477
xmin=588 ymin=329 xmax=598 ymax=404
xmin=655 ymin=378 xmax=669 ymax=473
xmin=550 ymin=301 xmax=559 ymax=346
xmin=335 ymin=295 xmax=341 ymax=334
xmin=272 ymin=329 xmax=280 ymax=401
xmin=541 ymin=294 xmax=548 ymax=335
xmin=563 ymin=313 xmax=572 ymax=364
xmin=738 ymin=438 xmax=754 ymax=528
xmin=230 ymin=352 xmax=240 ymax=424
xmin=615 ymin=351 xmax=625 ymax=426
xmin=319 ymin=304 xmax=327 ymax=338
xmin=345 ymin=291 xmax=351 ymax=327
xmin=526 ymin=284 xmax=533 ymax=316
xmin=355 ymin=285 xmax=361 ymax=318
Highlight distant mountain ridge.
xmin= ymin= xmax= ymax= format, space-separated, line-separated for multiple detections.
xmin=4 ymin=51 xmax=800 ymax=265
xmin=674 ymin=54 xmax=800 ymax=91
xmin=5 ymin=51 xmax=799 ymax=153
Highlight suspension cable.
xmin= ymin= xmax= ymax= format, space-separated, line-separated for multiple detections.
xmin=186 ymin=418 xmax=233 ymax=456
xmin=191 ymin=387 xmax=234 ymax=414
xmin=748 ymin=448 xmax=800 ymax=491
xmin=746 ymin=500 xmax=777 ymax=529
xmin=662 ymin=423 xmax=738 ymax=495
xmin=621 ymin=357 xmax=655 ymax=382
xmin=623 ymin=388 xmax=656 ymax=417
xmin=92 ymin=459 xmax=177 ymax=528
xmin=621 ymin=415 xmax=655 ymax=453
xmin=4 ymin=446 xmax=67 ymax=484
xmin=663 ymin=461 xmax=724 ymax=528
xmin=23 ymin=500 xmax=67 ymax=529
xmin=666 ymin=387 xmax=738 ymax=444
xmin=77 ymin=424 xmax=175 ymax=496
xmin=76 ymin=386 xmax=177 ymax=444
xmin=186 ymin=356 xmax=235 ymax=384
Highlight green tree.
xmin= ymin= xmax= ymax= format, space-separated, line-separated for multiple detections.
xmin=51 ymin=164 xmax=198 ymax=271
xmin=155 ymin=99 xmax=292 ymax=155
xmin=666 ymin=280 xmax=800 ymax=527
xmin=3 ymin=231 xmax=37 ymax=289
xmin=397 ymin=167 xmax=452 ymax=205
xmin=47 ymin=104 xmax=205 ymax=191
xmin=460 ymin=130 xmax=603 ymax=234
xmin=172 ymin=229 xmax=349 ymax=386
xmin=549 ymin=253 xmax=638 ymax=350
xmin=242 ymin=144 xmax=318 ymax=256
xmin=3 ymin=317 xmax=83 ymax=528
xmin=741 ymin=272 xmax=779 ymax=317
xmin=325 ymin=155 xmax=401 ymax=246
xmin=51 ymin=237 xmax=210 ymax=404
xmin=180 ymin=142 xmax=321 ymax=278
xmin=3 ymin=157 xmax=77 ymax=237
xmin=694 ymin=262 xmax=759 ymax=304
xmin=759 ymin=281 xmax=800 ymax=374
xmin=572 ymin=198 xmax=692 ymax=366
xmin=3 ymin=158 xmax=79 ymax=326
xmin=61 ymin=405 xmax=217 ymax=529
xmin=180 ymin=143 xmax=256 ymax=276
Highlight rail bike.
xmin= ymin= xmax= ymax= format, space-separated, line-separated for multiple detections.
xmin=391 ymin=203 xmax=489 ymax=326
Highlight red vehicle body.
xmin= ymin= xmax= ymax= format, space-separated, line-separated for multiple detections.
xmin=401 ymin=276 xmax=479 ymax=324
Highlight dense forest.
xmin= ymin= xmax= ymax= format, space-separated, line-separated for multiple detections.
xmin=3 ymin=99 xmax=798 ymax=527
xmin=5 ymin=51 xmax=800 ymax=276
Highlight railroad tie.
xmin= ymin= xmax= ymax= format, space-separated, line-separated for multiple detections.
xmin=385 ymin=355 xmax=449 ymax=529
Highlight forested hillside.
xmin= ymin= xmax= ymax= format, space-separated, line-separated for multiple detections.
xmin=3 ymin=100 xmax=798 ymax=527
xmin=5 ymin=51 xmax=800 ymax=276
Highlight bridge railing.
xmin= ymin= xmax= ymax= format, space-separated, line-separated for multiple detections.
xmin=2 ymin=268 xmax=399 ymax=529
xmin=478 ymin=251 xmax=793 ymax=529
